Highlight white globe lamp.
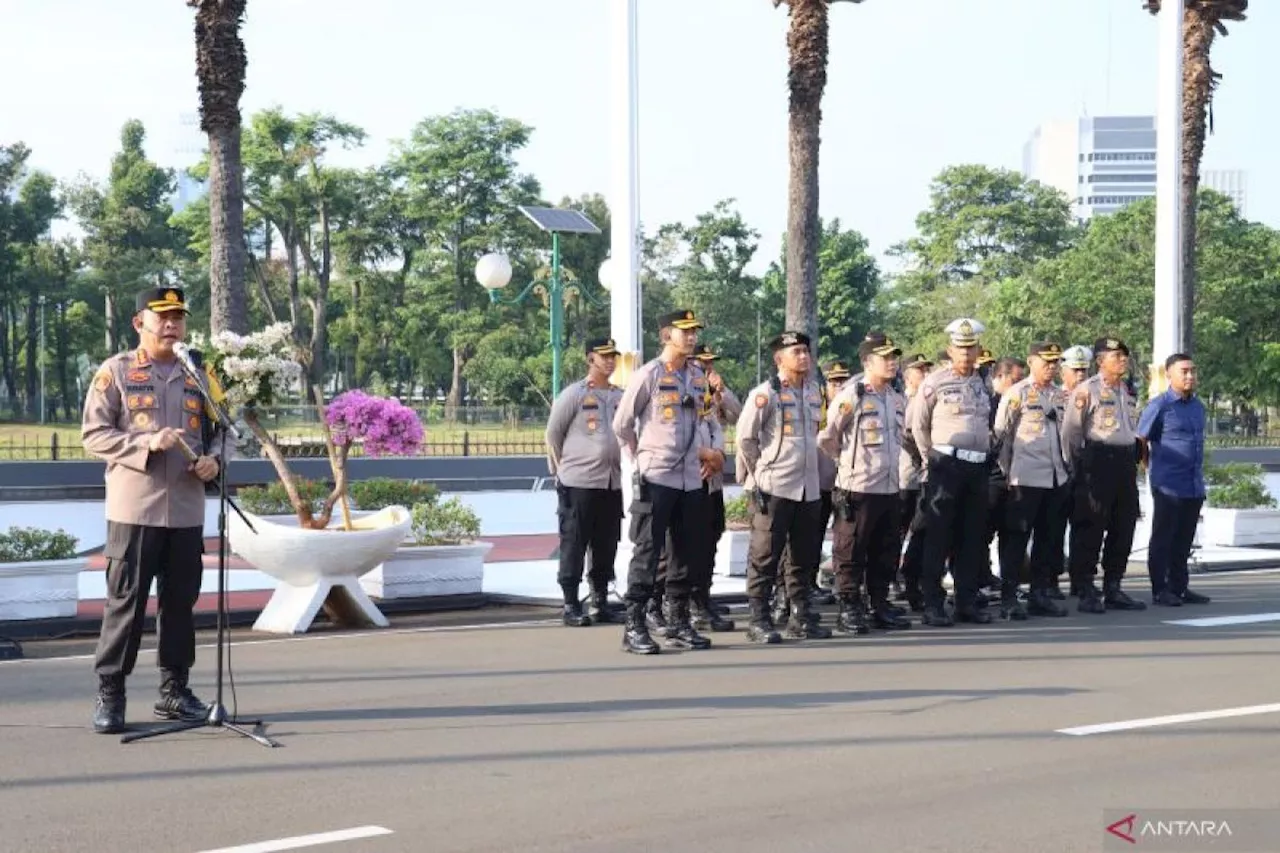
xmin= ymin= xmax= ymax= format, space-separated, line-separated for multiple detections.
xmin=475 ymin=253 xmax=513 ymax=291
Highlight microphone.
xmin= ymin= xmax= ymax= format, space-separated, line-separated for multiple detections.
xmin=172 ymin=342 xmax=201 ymax=378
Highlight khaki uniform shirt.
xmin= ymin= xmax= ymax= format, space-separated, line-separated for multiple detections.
xmin=993 ymin=378 xmax=1069 ymax=488
xmin=1061 ymin=374 xmax=1138 ymax=471
xmin=699 ymin=410 xmax=727 ymax=493
xmin=612 ymin=357 xmax=707 ymax=492
xmin=735 ymin=374 xmax=822 ymax=502
xmin=909 ymin=367 xmax=992 ymax=458
xmin=899 ymin=391 xmax=924 ymax=490
xmin=81 ymin=347 xmax=218 ymax=529
xmin=819 ymin=381 xmax=907 ymax=495
xmin=545 ymin=378 xmax=623 ymax=490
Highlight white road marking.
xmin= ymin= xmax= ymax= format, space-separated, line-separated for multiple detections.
xmin=195 ymin=825 xmax=393 ymax=853
xmin=1162 ymin=612 xmax=1280 ymax=627
xmin=1057 ymin=703 xmax=1280 ymax=736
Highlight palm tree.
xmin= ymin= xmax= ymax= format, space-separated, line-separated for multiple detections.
xmin=772 ymin=0 xmax=864 ymax=348
xmin=1144 ymin=0 xmax=1248 ymax=352
xmin=189 ymin=0 xmax=250 ymax=336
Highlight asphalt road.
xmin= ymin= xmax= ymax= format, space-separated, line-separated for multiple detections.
xmin=3 ymin=573 xmax=1280 ymax=853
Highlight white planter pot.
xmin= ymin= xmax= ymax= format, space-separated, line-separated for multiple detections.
xmin=228 ymin=505 xmax=412 ymax=633
xmin=1199 ymin=507 xmax=1280 ymax=547
xmin=0 ymin=557 xmax=83 ymax=621
xmin=715 ymin=529 xmax=750 ymax=577
xmin=361 ymin=541 xmax=493 ymax=599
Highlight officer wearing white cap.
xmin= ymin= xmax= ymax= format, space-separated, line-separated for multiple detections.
xmin=1060 ymin=336 xmax=1147 ymax=613
xmin=735 ymin=330 xmax=832 ymax=643
xmin=1059 ymin=346 xmax=1092 ymax=393
xmin=908 ymin=317 xmax=994 ymax=626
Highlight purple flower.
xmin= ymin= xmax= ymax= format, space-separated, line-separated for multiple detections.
xmin=325 ymin=390 xmax=425 ymax=457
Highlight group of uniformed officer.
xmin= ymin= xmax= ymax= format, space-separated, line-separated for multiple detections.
xmin=546 ymin=306 xmax=1177 ymax=655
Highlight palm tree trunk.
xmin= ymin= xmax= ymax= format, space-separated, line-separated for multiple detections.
xmin=1179 ymin=7 xmax=1217 ymax=355
xmin=207 ymin=125 xmax=249 ymax=336
xmin=190 ymin=0 xmax=250 ymax=336
xmin=783 ymin=0 xmax=828 ymax=348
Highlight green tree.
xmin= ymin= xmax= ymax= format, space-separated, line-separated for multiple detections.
xmin=390 ymin=108 xmax=542 ymax=409
xmin=68 ymin=120 xmax=184 ymax=354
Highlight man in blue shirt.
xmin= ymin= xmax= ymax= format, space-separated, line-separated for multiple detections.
xmin=1137 ymin=353 xmax=1212 ymax=606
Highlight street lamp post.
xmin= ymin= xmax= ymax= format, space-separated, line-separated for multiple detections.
xmin=475 ymin=234 xmax=609 ymax=397
xmin=38 ymin=295 xmax=46 ymax=425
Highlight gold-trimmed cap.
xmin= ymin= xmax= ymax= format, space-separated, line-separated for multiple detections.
xmin=586 ymin=337 xmax=619 ymax=356
xmin=658 ymin=309 xmax=703 ymax=331
xmin=945 ymin=317 xmax=984 ymax=347
xmin=137 ymin=287 xmax=189 ymax=314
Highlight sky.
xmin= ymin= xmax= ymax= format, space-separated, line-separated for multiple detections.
xmin=2 ymin=0 xmax=1276 ymax=277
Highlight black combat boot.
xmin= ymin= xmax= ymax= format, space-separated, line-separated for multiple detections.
xmin=921 ymin=601 xmax=954 ymax=627
xmin=663 ymin=597 xmax=712 ymax=650
xmin=154 ymin=670 xmax=208 ymax=721
xmin=622 ymin=602 xmax=659 ymax=654
xmin=999 ymin=583 xmax=1028 ymax=621
xmin=645 ymin=597 xmax=668 ymax=633
xmin=1027 ymin=588 xmax=1068 ymax=617
xmin=1103 ymin=578 xmax=1147 ymax=611
xmin=562 ymin=602 xmax=592 ymax=627
xmin=872 ymin=601 xmax=912 ymax=630
xmin=785 ymin=598 xmax=832 ymax=640
xmin=834 ymin=596 xmax=870 ymax=636
xmin=691 ymin=592 xmax=735 ymax=632
xmin=588 ymin=587 xmax=621 ymax=624
xmin=1077 ymin=582 xmax=1106 ymax=614
xmin=745 ymin=599 xmax=782 ymax=644
xmin=93 ymin=674 xmax=126 ymax=735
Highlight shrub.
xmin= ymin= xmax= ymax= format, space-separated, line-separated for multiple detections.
xmin=724 ymin=493 xmax=750 ymax=529
xmin=349 ymin=478 xmax=439 ymax=511
xmin=409 ymin=498 xmax=482 ymax=545
xmin=1204 ymin=462 xmax=1278 ymax=510
xmin=238 ymin=477 xmax=330 ymax=516
xmin=0 ymin=526 xmax=79 ymax=562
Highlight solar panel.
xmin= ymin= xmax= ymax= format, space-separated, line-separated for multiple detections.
xmin=518 ymin=206 xmax=602 ymax=235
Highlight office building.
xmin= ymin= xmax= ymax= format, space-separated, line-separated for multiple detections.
xmin=1022 ymin=115 xmax=1247 ymax=221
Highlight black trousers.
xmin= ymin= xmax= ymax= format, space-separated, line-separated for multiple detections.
xmin=920 ymin=452 xmax=989 ymax=610
xmin=94 ymin=523 xmax=204 ymax=680
xmin=831 ymin=491 xmax=900 ymax=605
xmin=1069 ymin=444 xmax=1140 ymax=586
xmin=626 ymin=482 xmax=708 ymax=604
xmin=557 ymin=486 xmax=623 ymax=603
xmin=779 ymin=489 xmax=832 ymax=593
xmin=656 ymin=485 xmax=722 ymax=598
xmin=1000 ymin=485 xmax=1068 ymax=592
xmin=1147 ymin=491 xmax=1203 ymax=596
xmin=985 ymin=473 xmax=1007 ymax=578
xmin=899 ymin=488 xmax=925 ymax=594
xmin=747 ymin=494 xmax=821 ymax=603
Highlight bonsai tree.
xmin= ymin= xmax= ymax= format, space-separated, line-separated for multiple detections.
xmin=200 ymin=322 xmax=425 ymax=528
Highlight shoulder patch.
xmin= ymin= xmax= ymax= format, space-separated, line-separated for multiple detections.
xmin=93 ymin=369 xmax=112 ymax=393
xmin=1074 ymin=392 xmax=1087 ymax=410
xmin=1008 ymin=396 xmax=1020 ymax=410
xmin=839 ymin=400 xmax=851 ymax=415
xmin=755 ymin=393 xmax=768 ymax=408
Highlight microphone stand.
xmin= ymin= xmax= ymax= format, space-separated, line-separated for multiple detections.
xmin=123 ymin=360 xmax=277 ymax=747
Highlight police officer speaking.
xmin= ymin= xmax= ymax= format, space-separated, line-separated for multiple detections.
xmin=81 ymin=287 xmax=221 ymax=735
xmin=909 ymin=318 xmax=994 ymax=626
xmin=1061 ymin=336 xmax=1147 ymax=613
xmin=992 ymin=342 xmax=1070 ymax=619
xmin=613 ymin=309 xmax=720 ymax=654
xmin=544 ymin=337 xmax=624 ymax=627
xmin=736 ymin=330 xmax=832 ymax=643
xmin=819 ymin=333 xmax=912 ymax=634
